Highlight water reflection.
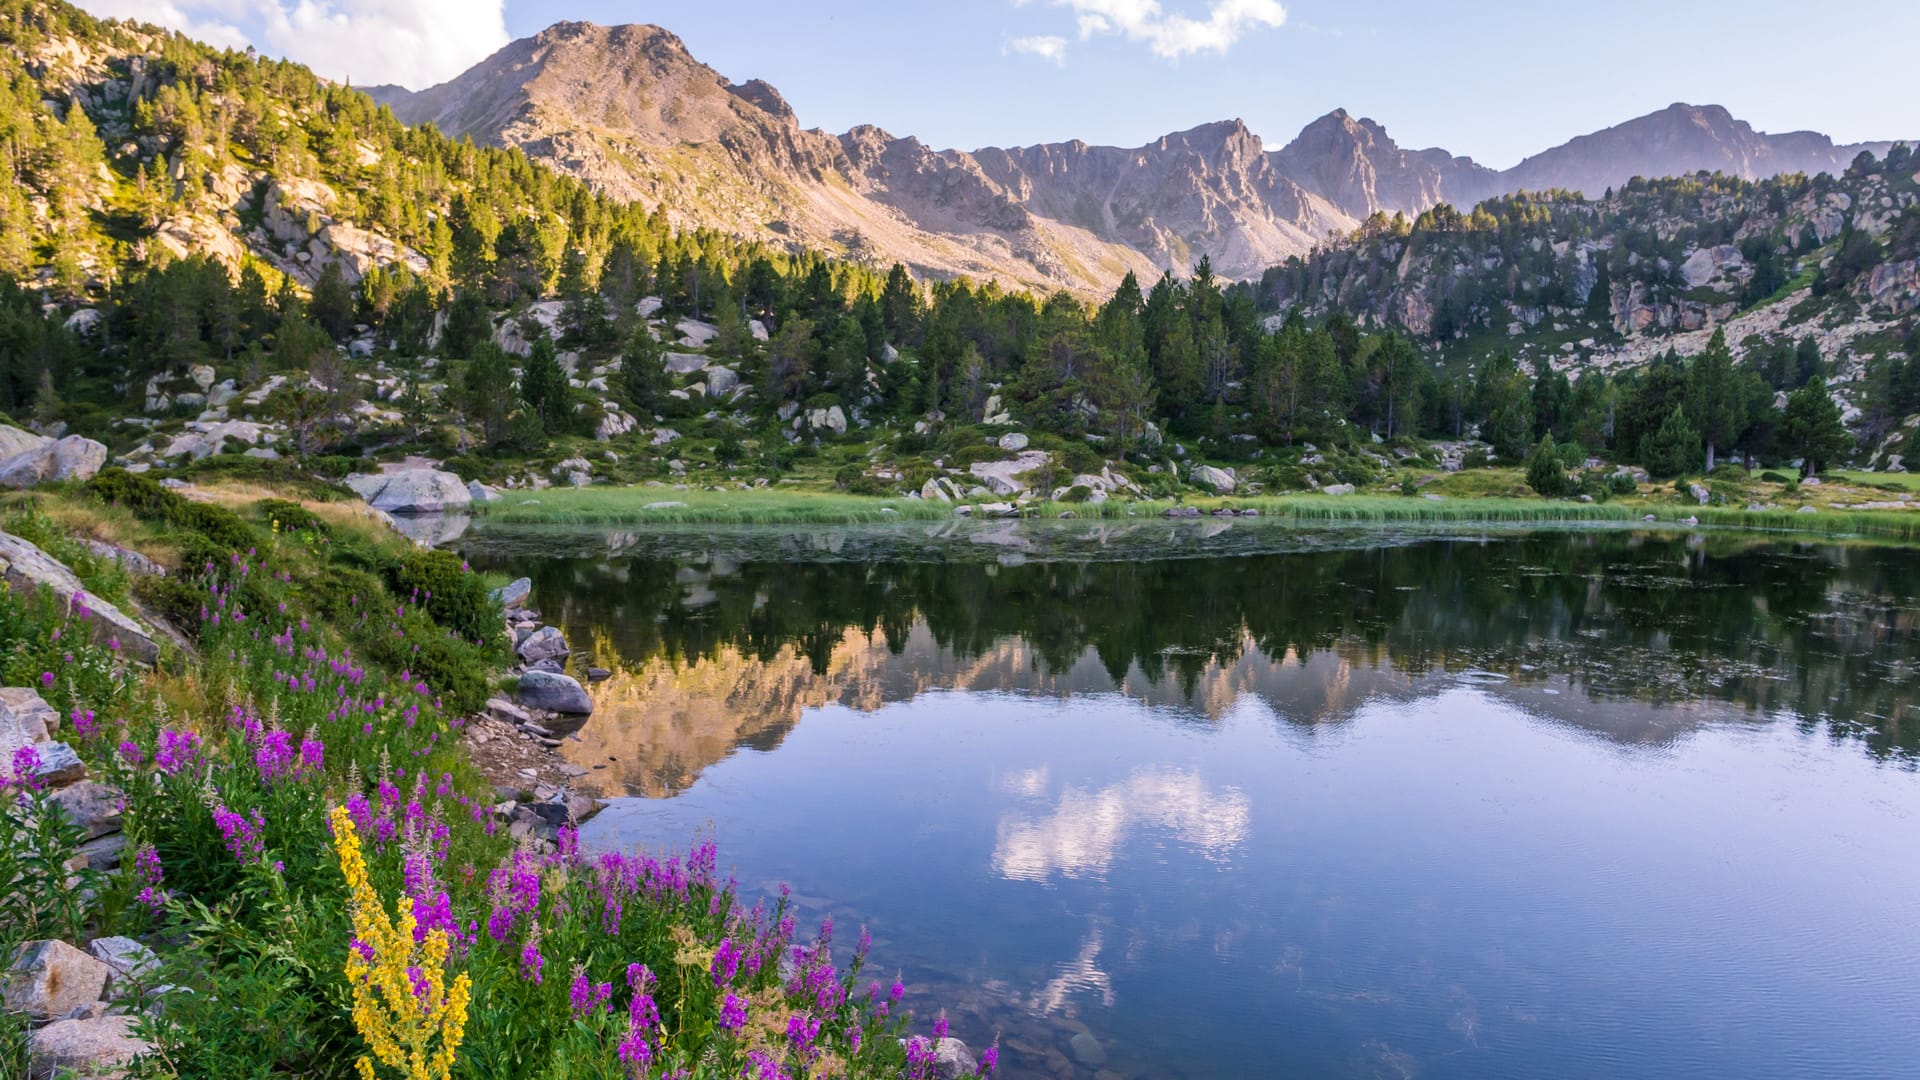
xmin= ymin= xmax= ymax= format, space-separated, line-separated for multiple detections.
xmin=459 ymin=525 xmax=1920 ymax=799
xmin=993 ymin=765 xmax=1251 ymax=883
xmin=465 ymin=524 xmax=1920 ymax=1080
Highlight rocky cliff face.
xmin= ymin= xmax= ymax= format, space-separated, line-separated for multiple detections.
xmin=372 ymin=23 xmax=1912 ymax=294
xmin=1499 ymin=103 xmax=1895 ymax=199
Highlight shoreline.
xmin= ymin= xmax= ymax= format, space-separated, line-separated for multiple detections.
xmin=467 ymin=486 xmax=1920 ymax=543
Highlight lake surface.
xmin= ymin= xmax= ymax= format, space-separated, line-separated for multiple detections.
xmin=457 ymin=521 xmax=1920 ymax=1079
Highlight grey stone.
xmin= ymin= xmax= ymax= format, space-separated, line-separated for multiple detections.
xmin=0 ymin=534 xmax=157 ymax=662
xmin=75 ymin=833 xmax=126 ymax=871
xmin=0 ymin=432 xmax=107 ymax=489
xmin=516 ymin=626 xmax=570 ymax=664
xmin=5 ymin=940 xmax=113 ymax=1020
xmin=896 ymin=1037 xmax=977 ymax=1080
xmin=1189 ymin=464 xmax=1236 ymax=494
xmin=585 ymin=667 xmax=612 ymax=683
xmin=85 ymin=938 xmax=158 ymax=994
xmin=1321 ymin=483 xmax=1357 ymax=496
xmin=344 ymin=469 xmax=472 ymax=514
xmin=490 ymin=577 xmax=532 ymax=609
xmin=1688 ymin=482 xmax=1710 ymax=506
xmin=997 ymin=432 xmax=1029 ymax=452
xmin=47 ymin=782 xmax=123 ymax=840
xmin=467 ymin=480 xmax=503 ymax=504
xmin=26 ymin=1014 xmax=153 ymax=1079
xmin=486 ymin=697 xmax=533 ymax=726
xmin=32 ymin=742 xmax=86 ymax=786
xmin=515 ymin=671 xmax=594 ymax=716
xmin=0 ymin=686 xmax=57 ymax=744
xmin=525 ymin=658 xmax=564 ymax=675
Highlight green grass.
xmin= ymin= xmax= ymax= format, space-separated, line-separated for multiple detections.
xmin=476 ymin=485 xmax=1920 ymax=542
xmin=481 ymin=486 xmax=952 ymax=524
xmin=1827 ymin=469 xmax=1920 ymax=492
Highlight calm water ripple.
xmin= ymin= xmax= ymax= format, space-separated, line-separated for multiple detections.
xmin=458 ymin=522 xmax=1920 ymax=1079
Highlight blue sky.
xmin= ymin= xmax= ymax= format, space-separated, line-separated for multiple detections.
xmin=82 ymin=0 xmax=1920 ymax=168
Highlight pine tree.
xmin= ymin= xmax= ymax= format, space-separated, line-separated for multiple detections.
xmin=619 ymin=325 xmax=664 ymax=413
xmin=519 ymin=335 xmax=571 ymax=435
xmin=1640 ymin=405 xmax=1702 ymax=478
xmin=1779 ymin=377 xmax=1852 ymax=476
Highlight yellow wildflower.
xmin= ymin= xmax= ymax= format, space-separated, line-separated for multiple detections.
xmin=331 ymin=805 xmax=472 ymax=1080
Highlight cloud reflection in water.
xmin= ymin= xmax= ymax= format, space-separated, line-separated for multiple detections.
xmin=992 ymin=766 xmax=1251 ymax=883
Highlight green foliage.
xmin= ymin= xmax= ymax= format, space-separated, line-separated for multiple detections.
xmin=85 ymin=468 xmax=258 ymax=558
xmin=1525 ymin=436 xmax=1575 ymax=498
xmin=1640 ymin=406 xmax=1704 ymax=479
xmin=1781 ymin=377 xmax=1854 ymax=476
xmin=257 ymin=498 xmax=330 ymax=537
xmin=385 ymin=548 xmax=503 ymax=650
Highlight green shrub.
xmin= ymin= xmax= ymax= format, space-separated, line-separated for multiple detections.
xmin=1060 ymin=485 xmax=1093 ymax=504
xmin=134 ymin=575 xmax=207 ymax=641
xmin=1760 ymin=471 xmax=1791 ymax=483
xmin=1525 ymin=437 xmax=1575 ymax=498
xmin=85 ymin=468 xmax=258 ymax=557
xmin=385 ymin=549 xmax=501 ymax=649
xmin=945 ymin=443 xmax=1015 ymax=469
xmin=257 ymin=498 xmax=329 ymax=537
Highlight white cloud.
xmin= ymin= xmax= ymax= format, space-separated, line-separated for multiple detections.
xmin=1018 ymin=0 xmax=1286 ymax=60
xmin=75 ymin=0 xmax=509 ymax=89
xmin=1006 ymin=34 xmax=1070 ymax=65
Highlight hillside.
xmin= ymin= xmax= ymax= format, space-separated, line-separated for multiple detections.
xmin=369 ymin=22 xmax=1908 ymax=294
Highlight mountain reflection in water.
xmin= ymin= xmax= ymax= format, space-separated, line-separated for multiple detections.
xmin=457 ymin=522 xmax=1920 ymax=1080
xmin=459 ymin=523 xmax=1920 ymax=798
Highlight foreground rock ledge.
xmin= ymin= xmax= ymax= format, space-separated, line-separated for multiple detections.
xmin=0 ymin=532 xmax=159 ymax=663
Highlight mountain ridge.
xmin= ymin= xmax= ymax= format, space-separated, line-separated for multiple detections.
xmin=367 ymin=21 xmax=1907 ymax=294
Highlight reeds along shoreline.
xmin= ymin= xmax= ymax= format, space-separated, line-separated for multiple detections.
xmin=474 ymin=488 xmax=1920 ymax=542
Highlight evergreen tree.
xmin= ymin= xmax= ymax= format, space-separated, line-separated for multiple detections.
xmin=1525 ymin=435 xmax=1574 ymax=497
xmin=1779 ymin=377 xmax=1852 ymax=476
xmin=1640 ymin=405 xmax=1702 ymax=478
xmin=619 ymin=325 xmax=665 ymax=413
xmin=519 ymin=335 xmax=571 ymax=435
xmin=459 ymin=341 xmax=515 ymax=446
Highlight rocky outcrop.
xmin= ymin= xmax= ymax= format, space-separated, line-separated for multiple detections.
xmin=345 ymin=469 xmax=473 ymax=515
xmin=0 ymin=431 xmax=107 ymax=489
xmin=0 ymin=533 xmax=159 ymax=663
xmin=516 ymin=627 xmax=571 ymax=665
xmin=968 ymin=451 xmax=1053 ymax=496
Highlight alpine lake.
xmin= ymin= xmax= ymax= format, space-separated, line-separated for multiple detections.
xmin=453 ymin=518 xmax=1920 ymax=1080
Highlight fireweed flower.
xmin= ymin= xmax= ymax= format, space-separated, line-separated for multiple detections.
xmin=154 ymin=730 xmax=203 ymax=775
xmin=711 ymin=937 xmax=741 ymax=988
xmin=211 ymin=805 xmax=266 ymax=864
xmin=718 ymin=992 xmax=748 ymax=1033
xmin=977 ymin=1045 xmax=1000 ymax=1075
xmin=133 ymin=845 xmax=168 ymax=910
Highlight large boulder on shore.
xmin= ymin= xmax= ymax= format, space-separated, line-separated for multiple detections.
xmin=345 ymin=469 xmax=472 ymax=515
xmin=0 ymin=532 xmax=159 ymax=663
xmin=1189 ymin=464 xmax=1236 ymax=494
xmin=515 ymin=670 xmax=593 ymax=716
xmin=4 ymin=939 xmax=112 ymax=1020
xmin=0 ymin=431 xmax=107 ymax=489
xmin=490 ymin=578 xmax=532 ymax=609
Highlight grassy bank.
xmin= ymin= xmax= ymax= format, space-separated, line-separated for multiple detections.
xmin=0 ymin=473 xmax=931 ymax=1079
xmin=476 ymin=485 xmax=1920 ymax=543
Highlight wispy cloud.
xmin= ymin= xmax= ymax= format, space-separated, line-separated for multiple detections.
xmin=1005 ymin=34 xmax=1071 ymax=65
xmin=1015 ymin=0 xmax=1287 ymax=61
xmin=75 ymin=0 xmax=509 ymax=89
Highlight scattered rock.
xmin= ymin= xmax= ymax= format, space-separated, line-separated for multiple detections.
xmin=1069 ymin=1032 xmax=1107 ymax=1068
xmin=4 ymin=940 xmax=113 ymax=1020
xmin=85 ymin=937 xmax=158 ymax=993
xmin=30 ymin=742 xmax=87 ymax=786
xmin=1688 ymin=482 xmax=1710 ymax=506
xmin=0 ymin=686 xmax=58 ymax=744
xmin=1163 ymin=506 xmax=1202 ymax=518
xmin=26 ymin=1014 xmax=153 ymax=1079
xmin=467 ymin=480 xmax=503 ymax=504
xmin=47 ymin=782 xmax=123 ymax=840
xmin=997 ymin=432 xmax=1029 ymax=452
xmin=1321 ymin=483 xmax=1357 ymax=496
xmin=515 ymin=671 xmax=594 ymax=716
xmin=585 ymin=667 xmax=612 ymax=683
xmin=516 ymin=627 xmax=570 ymax=665
xmin=489 ymin=578 xmax=532 ymax=610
